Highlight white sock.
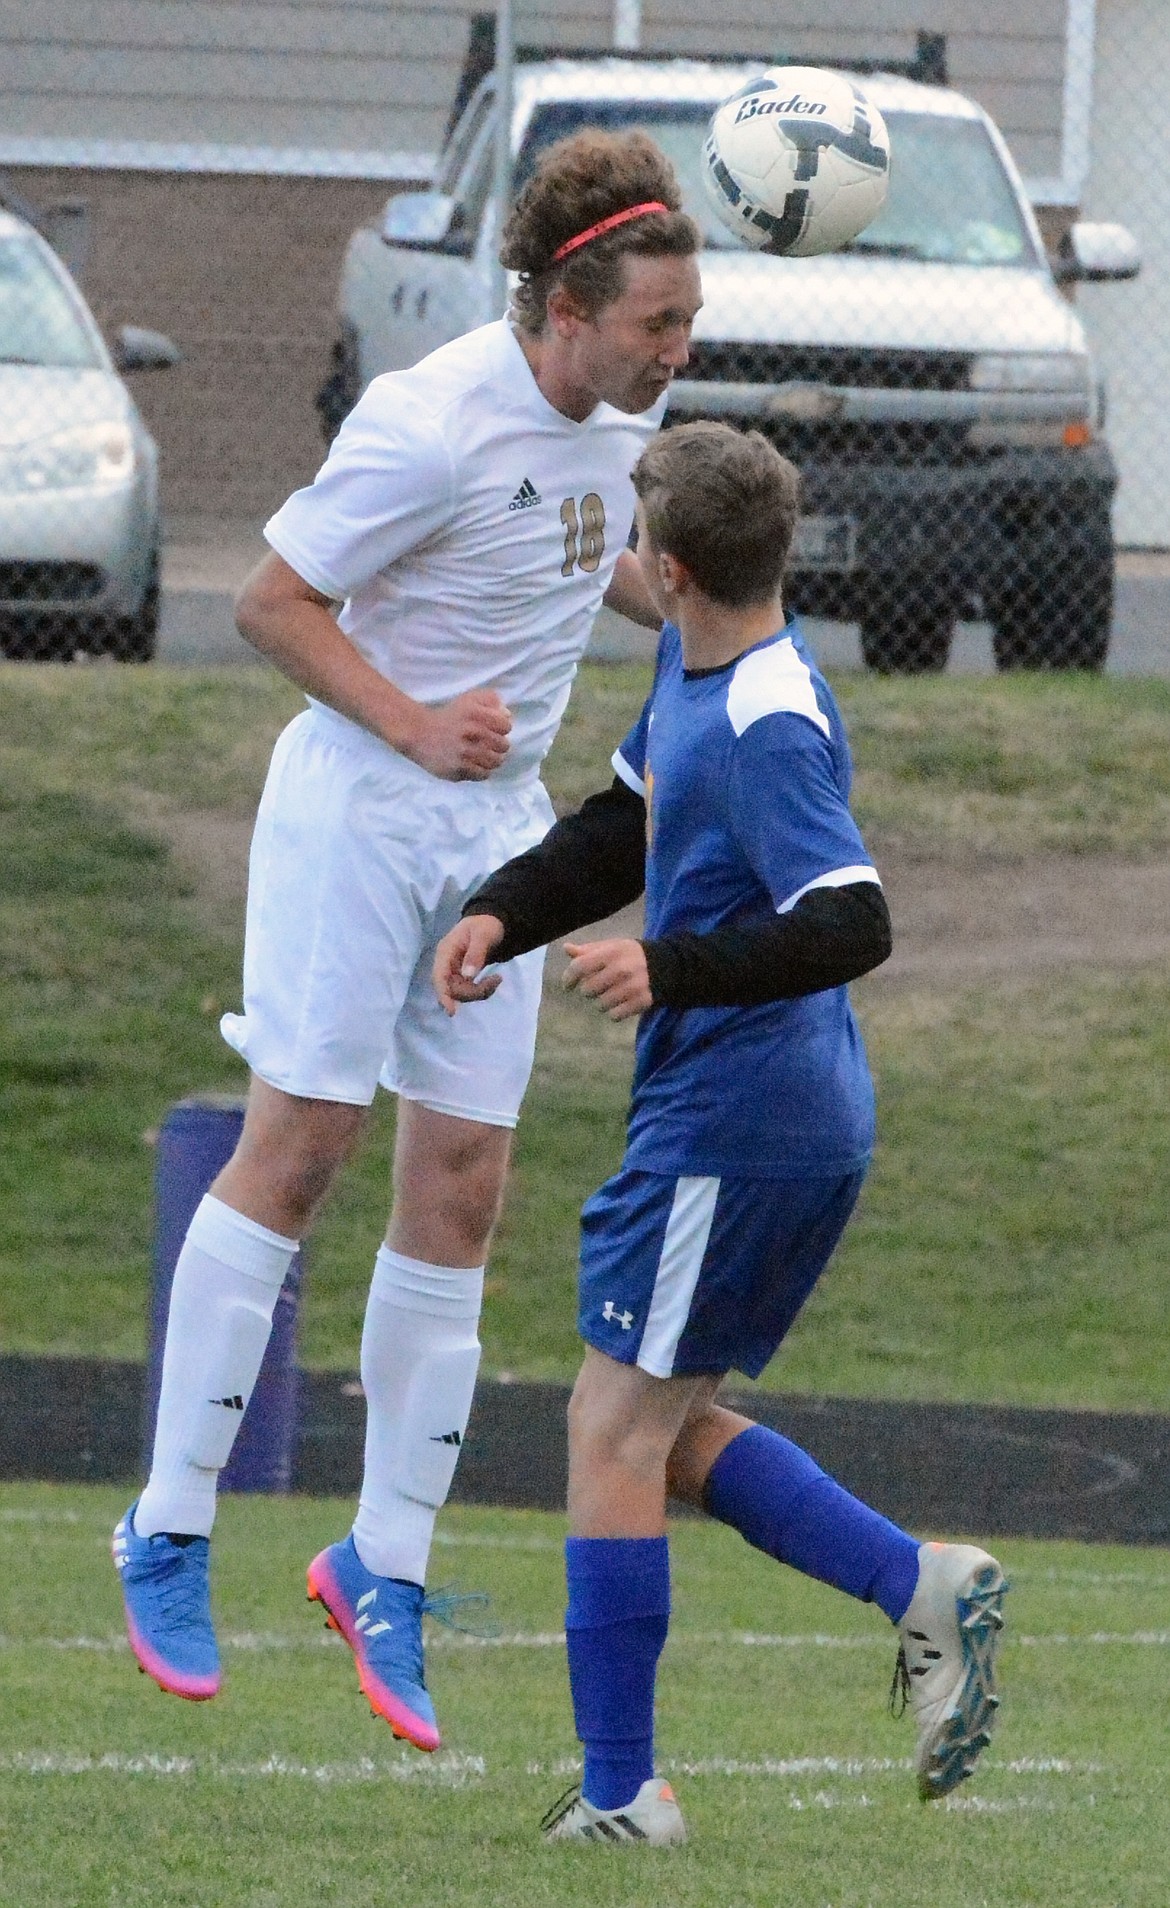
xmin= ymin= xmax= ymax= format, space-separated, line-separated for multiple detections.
xmin=352 ymin=1246 xmax=484 ymax=1585
xmin=135 ymin=1194 xmax=299 ymax=1539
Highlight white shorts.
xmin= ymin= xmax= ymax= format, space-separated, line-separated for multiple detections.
xmin=220 ymin=705 xmax=555 ymax=1122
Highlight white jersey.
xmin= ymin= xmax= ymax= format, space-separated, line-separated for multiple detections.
xmin=265 ymin=320 xmax=664 ymax=783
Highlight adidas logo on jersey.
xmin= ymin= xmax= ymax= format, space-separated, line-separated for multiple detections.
xmin=508 ymin=478 xmax=541 ymax=512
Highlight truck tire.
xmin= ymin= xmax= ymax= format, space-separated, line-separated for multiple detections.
xmin=859 ymin=602 xmax=955 ymax=674
xmin=315 ymin=324 xmax=362 ymax=445
xmin=987 ymin=531 xmax=1113 ymax=672
xmin=0 ymin=616 xmax=79 ymax=661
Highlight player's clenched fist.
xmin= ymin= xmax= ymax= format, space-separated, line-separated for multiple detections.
xmin=433 ymin=913 xmax=506 ymax=1015
xmin=563 ymin=938 xmax=653 ymax=1021
xmin=411 ymin=689 xmax=512 ymax=781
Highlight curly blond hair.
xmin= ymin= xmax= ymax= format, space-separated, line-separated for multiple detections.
xmin=501 ymin=129 xmax=699 ymax=335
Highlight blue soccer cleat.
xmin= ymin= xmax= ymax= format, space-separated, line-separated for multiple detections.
xmin=112 ymin=1503 xmax=221 ymax=1701
xmin=307 ymin=1535 xmax=440 ymax=1751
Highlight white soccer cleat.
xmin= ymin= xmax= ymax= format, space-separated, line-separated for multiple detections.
xmin=541 ymin=1776 xmax=687 ymax=1845
xmin=892 ymin=1540 xmax=1008 ymax=1801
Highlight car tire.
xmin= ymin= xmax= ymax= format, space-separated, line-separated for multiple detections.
xmin=859 ymin=604 xmax=955 ymax=674
xmin=108 ymin=549 xmax=161 ymax=663
xmin=987 ymin=531 xmax=1112 ymax=672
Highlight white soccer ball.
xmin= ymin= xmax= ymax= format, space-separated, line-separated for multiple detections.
xmin=702 ymin=66 xmax=891 ymax=257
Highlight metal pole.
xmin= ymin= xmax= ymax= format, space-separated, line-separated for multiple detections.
xmin=614 ymin=0 xmax=641 ymax=52
xmin=493 ymin=0 xmax=514 ymax=319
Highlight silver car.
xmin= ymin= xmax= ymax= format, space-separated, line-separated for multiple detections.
xmin=0 ymin=209 xmax=177 ymax=662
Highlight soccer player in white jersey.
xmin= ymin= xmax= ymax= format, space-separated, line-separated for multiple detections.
xmin=112 ymin=131 xmax=703 ymax=1746
xmin=435 ymin=423 xmax=1007 ymax=1841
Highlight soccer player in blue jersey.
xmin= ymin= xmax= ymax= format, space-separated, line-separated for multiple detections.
xmin=434 ymin=421 xmax=1007 ymax=1845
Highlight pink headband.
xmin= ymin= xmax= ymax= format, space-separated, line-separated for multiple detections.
xmin=552 ymin=200 xmax=670 ymax=262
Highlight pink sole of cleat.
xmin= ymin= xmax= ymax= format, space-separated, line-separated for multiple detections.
xmin=123 ymin=1612 xmax=220 ymax=1701
xmin=306 ymin=1553 xmax=440 ymax=1753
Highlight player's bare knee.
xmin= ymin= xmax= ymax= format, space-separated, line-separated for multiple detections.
xmin=222 ymin=1096 xmax=364 ymax=1234
xmin=569 ymin=1383 xmax=674 ymax=1484
xmin=393 ymin=1125 xmax=509 ymax=1262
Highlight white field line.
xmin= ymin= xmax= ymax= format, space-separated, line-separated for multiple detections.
xmin=2 ymin=1508 xmax=1168 ymax=1595
xmin=526 ymin=1753 xmax=1100 ymax=1779
xmin=0 ymin=1507 xmax=83 ymax=1524
xmin=943 ymin=1795 xmax=1065 ymax=1814
xmin=4 ymin=1627 xmax=1170 ymax=1654
xmin=0 ymin=1750 xmax=483 ymax=1786
xmin=1010 ymin=1567 xmax=1170 ymax=1589
xmin=433 ymin=1529 xmax=562 ymax=1553
xmin=1 ymin=1508 xmax=1167 ymax=1585
xmin=1016 ymin=1630 xmax=1170 ymax=1647
xmin=2 ymin=1750 xmax=1098 ymax=1798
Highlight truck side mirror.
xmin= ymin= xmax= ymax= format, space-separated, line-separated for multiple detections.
xmin=1053 ymin=222 xmax=1141 ymax=284
xmin=381 ymin=190 xmax=472 ymax=255
xmin=114 ymin=325 xmax=182 ymax=373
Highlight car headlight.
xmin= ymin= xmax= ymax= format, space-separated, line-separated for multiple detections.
xmin=969 ymin=352 xmax=1091 ymax=394
xmin=0 ymin=422 xmax=135 ymax=494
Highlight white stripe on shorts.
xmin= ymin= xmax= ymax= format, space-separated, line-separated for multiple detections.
xmin=637 ymin=1176 xmax=721 ymax=1378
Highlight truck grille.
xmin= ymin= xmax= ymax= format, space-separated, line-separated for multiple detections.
xmin=662 ymin=408 xmax=974 ymax=468
xmin=766 ymin=419 xmax=973 ymax=467
xmin=682 ymin=343 xmax=972 ymax=391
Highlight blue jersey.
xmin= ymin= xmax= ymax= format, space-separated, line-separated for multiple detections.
xmin=612 ymin=617 xmax=879 ymax=1179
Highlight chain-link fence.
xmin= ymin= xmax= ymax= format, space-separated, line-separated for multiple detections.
xmin=0 ymin=5 xmax=1164 ymax=673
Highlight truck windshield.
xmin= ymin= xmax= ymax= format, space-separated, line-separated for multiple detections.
xmin=517 ymin=100 xmax=1038 ymax=269
xmin=0 ymin=235 xmax=103 ymax=368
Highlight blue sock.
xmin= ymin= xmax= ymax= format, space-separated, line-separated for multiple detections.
xmin=565 ymin=1535 xmax=670 ymax=1812
xmin=704 ymin=1425 xmax=920 ymax=1623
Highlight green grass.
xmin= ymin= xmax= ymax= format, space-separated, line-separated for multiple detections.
xmin=5 ymin=663 xmax=1170 ymax=852
xmin=0 ymin=1483 xmax=1166 ymax=1907
xmin=836 ymin=671 xmax=1170 ymax=860
xmin=2 ymin=666 xmax=1169 ymax=1407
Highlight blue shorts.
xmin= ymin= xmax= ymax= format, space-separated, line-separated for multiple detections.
xmin=577 ymin=1166 xmax=867 ymax=1380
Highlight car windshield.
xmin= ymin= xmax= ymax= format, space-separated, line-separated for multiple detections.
xmin=517 ymin=99 xmax=1038 ymax=268
xmin=0 ymin=235 xmax=103 ymax=368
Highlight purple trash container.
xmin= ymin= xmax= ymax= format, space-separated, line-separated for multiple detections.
xmin=145 ymin=1094 xmax=304 ymax=1493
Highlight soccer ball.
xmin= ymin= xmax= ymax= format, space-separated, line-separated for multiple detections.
xmin=702 ymin=66 xmax=890 ymax=257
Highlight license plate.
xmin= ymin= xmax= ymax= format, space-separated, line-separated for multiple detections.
xmin=790 ymin=513 xmax=857 ymax=572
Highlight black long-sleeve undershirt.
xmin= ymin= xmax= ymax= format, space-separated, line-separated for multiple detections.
xmin=462 ymin=776 xmax=892 ymax=1010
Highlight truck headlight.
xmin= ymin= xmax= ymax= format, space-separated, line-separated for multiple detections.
xmin=0 ymin=423 xmax=135 ymax=495
xmin=969 ymin=352 xmax=1091 ymax=394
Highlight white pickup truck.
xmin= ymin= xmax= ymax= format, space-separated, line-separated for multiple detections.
xmin=317 ymin=52 xmax=1138 ymax=672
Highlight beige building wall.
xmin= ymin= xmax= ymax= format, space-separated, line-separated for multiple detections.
xmin=3 ymin=1 xmax=1070 ymax=190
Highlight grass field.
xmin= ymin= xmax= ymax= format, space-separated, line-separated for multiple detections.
xmin=2 ymin=666 xmax=1169 ymax=1407
xmin=1 ymin=1482 xmax=1166 ymax=1908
